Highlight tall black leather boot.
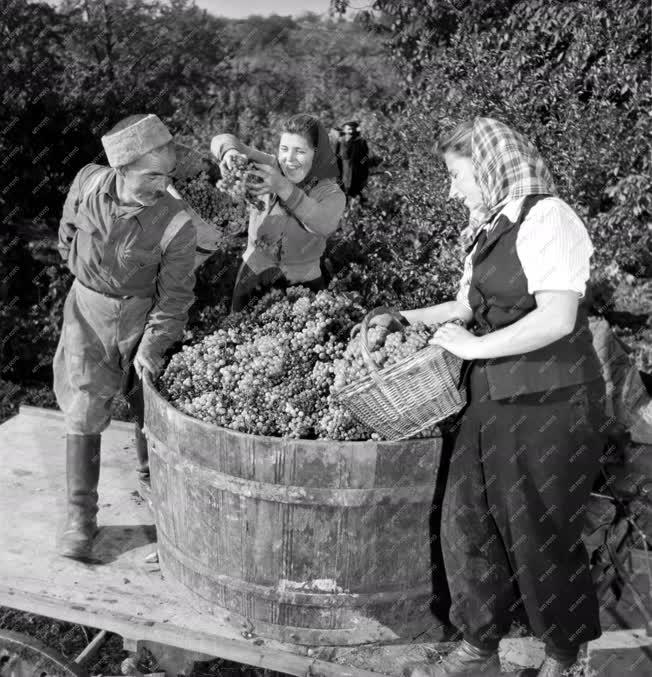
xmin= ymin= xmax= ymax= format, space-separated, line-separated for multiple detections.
xmin=135 ymin=423 xmax=152 ymax=509
xmin=58 ymin=433 xmax=101 ymax=561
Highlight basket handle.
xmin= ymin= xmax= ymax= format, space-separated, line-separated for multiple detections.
xmin=359 ymin=306 xmax=404 ymax=381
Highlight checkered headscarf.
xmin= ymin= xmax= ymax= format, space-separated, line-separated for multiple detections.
xmin=461 ymin=117 xmax=557 ymax=247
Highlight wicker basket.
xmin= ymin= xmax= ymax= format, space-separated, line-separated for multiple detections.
xmin=336 ymin=307 xmax=467 ymax=441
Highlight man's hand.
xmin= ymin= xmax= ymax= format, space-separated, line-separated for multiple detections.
xmin=219 ymin=149 xmax=247 ymax=177
xmin=134 ymin=347 xmax=164 ymax=380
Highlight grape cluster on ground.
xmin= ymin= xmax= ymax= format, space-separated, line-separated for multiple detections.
xmin=158 ymin=287 xmax=444 ymax=441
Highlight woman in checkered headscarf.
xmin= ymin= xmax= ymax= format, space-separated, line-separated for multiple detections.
xmin=456 ymin=117 xmax=558 ymax=248
xmin=396 ymin=118 xmax=608 ymax=677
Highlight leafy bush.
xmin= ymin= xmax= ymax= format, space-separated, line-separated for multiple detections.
xmin=0 ymin=230 xmax=70 ymax=384
xmin=334 ymin=0 xmax=652 ymax=277
xmin=1 ymin=1 xmax=401 ymax=225
xmin=325 ymin=196 xmax=462 ymax=311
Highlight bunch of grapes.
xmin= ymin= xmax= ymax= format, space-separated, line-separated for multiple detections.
xmin=158 ymin=288 xmax=451 ymax=440
xmin=332 ymin=322 xmax=435 ymax=391
xmin=159 ymin=287 xmax=381 ymax=440
xmin=217 ymin=155 xmax=266 ymax=212
xmin=175 ymin=172 xmax=243 ymax=227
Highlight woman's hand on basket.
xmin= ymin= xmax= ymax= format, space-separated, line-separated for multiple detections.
xmin=351 ymin=313 xmax=405 ymax=339
xmin=429 ymin=322 xmax=480 ymax=360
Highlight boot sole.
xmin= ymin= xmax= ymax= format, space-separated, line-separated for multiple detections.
xmin=59 ymin=550 xmax=101 ymax=564
xmin=57 ymin=527 xmax=99 ymax=563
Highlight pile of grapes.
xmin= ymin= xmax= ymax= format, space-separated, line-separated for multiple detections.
xmin=332 ymin=322 xmax=435 ymax=391
xmin=158 ymin=288 xmax=442 ymax=440
xmin=217 ymin=154 xmax=266 ymax=211
xmin=175 ymin=172 xmax=244 ymax=229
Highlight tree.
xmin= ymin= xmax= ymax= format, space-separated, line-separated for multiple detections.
xmin=331 ymin=0 xmax=652 ymax=275
xmin=1 ymin=0 xmax=233 ymax=224
xmin=0 ymin=0 xmax=68 ymax=223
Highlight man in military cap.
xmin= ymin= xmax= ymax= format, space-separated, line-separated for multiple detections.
xmin=54 ymin=113 xmax=197 ymax=561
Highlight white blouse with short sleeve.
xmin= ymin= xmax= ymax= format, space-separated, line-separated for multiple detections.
xmin=456 ymin=196 xmax=594 ymax=310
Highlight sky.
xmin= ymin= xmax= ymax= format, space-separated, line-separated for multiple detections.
xmin=46 ymin=1 xmax=338 ymax=20
xmin=194 ymin=0 xmax=332 ymax=18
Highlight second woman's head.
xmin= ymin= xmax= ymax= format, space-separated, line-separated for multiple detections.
xmin=438 ymin=117 xmax=557 ymax=218
xmin=437 ymin=120 xmax=485 ymax=213
xmin=278 ymin=114 xmax=320 ymax=184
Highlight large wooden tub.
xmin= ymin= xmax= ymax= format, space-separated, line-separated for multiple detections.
xmin=143 ymin=375 xmax=443 ymax=646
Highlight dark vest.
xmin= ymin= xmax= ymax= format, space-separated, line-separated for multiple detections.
xmin=468 ymin=195 xmax=602 ymax=400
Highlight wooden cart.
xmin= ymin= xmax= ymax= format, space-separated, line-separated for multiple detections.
xmin=1 ymin=407 xmax=651 ymax=677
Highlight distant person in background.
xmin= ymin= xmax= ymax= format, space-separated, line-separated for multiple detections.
xmin=328 ymin=126 xmax=344 ymax=184
xmin=211 ymin=113 xmax=345 ymax=312
xmin=340 ymin=120 xmax=369 ymax=204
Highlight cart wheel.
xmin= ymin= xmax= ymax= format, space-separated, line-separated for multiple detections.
xmin=0 ymin=630 xmax=87 ymax=677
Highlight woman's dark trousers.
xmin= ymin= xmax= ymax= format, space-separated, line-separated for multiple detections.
xmin=441 ymin=370 xmax=607 ymax=662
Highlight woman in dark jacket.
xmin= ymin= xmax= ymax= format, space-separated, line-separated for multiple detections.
xmin=339 ymin=121 xmax=369 ymax=201
xmin=396 ymin=118 xmax=608 ymax=677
